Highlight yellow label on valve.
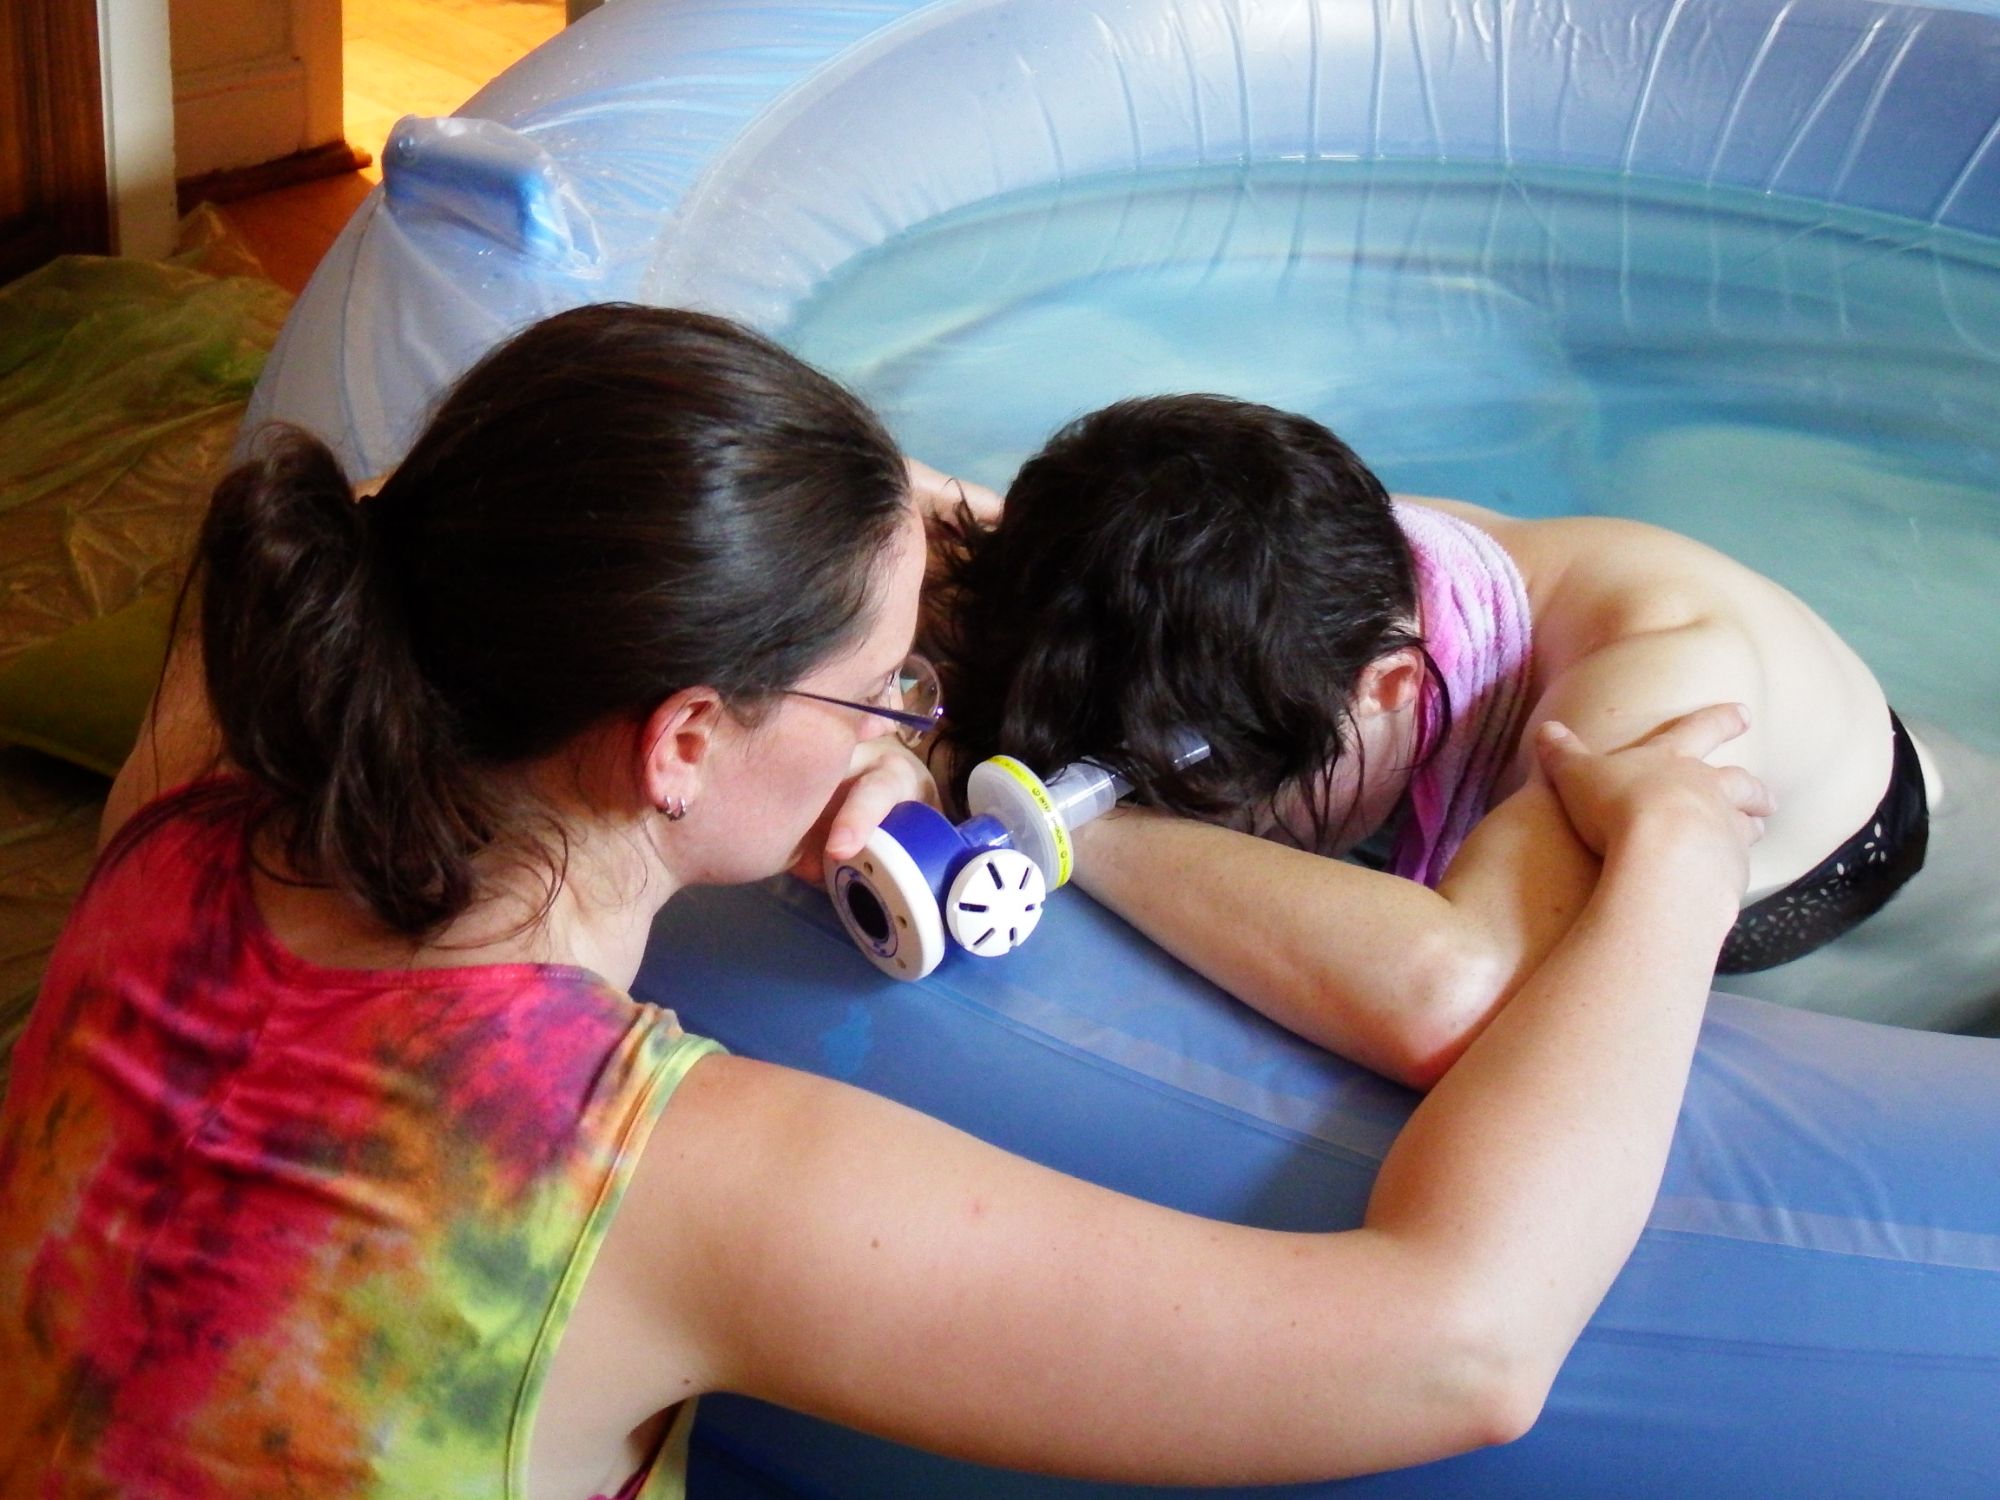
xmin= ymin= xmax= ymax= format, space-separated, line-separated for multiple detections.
xmin=983 ymin=755 xmax=1074 ymax=887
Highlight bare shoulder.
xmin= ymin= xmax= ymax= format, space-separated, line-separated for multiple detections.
xmin=1392 ymin=497 xmax=1668 ymax=587
xmin=1513 ymin=514 xmax=1783 ymax=643
xmin=101 ymin=624 xmax=226 ymax=849
xmin=1391 ymin=498 xmax=1721 ymax=643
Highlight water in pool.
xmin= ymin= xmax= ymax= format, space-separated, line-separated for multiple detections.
xmin=781 ymin=161 xmax=2000 ymax=755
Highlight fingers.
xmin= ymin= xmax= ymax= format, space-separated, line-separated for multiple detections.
xmin=1721 ymin=777 xmax=1773 ymax=848
xmin=789 ymin=743 xmax=937 ymax=882
xmin=824 ymin=743 xmax=940 ymax=863
xmin=904 ymin=456 xmax=1003 ymax=526
xmin=1533 ymin=718 xmax=1585 ymax=769
xmin=1715 ymin=764 xmax=1777 ymax=821
xmin=903 ymin=455 xmax=949 ymax=509
xmin=1531 ymin=720 xmax=1586 ymax=794
xmin=952 ymin=475 xmax=1005 ymax=526
xmin=1631 ymin=707 xmax=1776 ymax=831
xmin=825 ymin=779 xmax=902 ymax=862
xmin=1641 ymin=702 xmax=1751 ymax=758
xmin=1537 ymin=712 xmax=1776 ymax=852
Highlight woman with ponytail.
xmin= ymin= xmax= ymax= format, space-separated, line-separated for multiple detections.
xmin=2 ymin=304 xmax=1769 ymax=1500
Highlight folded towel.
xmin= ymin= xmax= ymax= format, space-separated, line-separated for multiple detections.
xmin=1388 ymin=503 xmax=1535 ymax=887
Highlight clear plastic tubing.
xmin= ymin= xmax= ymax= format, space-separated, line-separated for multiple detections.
xmin=1041 ymin=729 xmax=1210 ymax=831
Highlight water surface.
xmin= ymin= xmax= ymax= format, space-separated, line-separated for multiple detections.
xmin=784 ymin=161 xmax=2000 ymax=750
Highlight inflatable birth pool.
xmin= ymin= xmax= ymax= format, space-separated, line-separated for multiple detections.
xmin=247 ymin=2 xmax=2000 ymax=1495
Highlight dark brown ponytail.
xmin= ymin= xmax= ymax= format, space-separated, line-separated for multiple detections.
xmin=196 ymin=426 xmax=492 ymax=934
xmin=194 ymin=305 xmax=907 ymax=936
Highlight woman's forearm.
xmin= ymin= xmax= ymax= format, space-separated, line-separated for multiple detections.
xmin=648 ymin=714 xmax=1759 ymax=1486
xmin=657 ymin=791 xmax=1742 ymax=1486
xmin=1073 ymin=791 xmax=1598 ymax=1087
xmin=1363 ymin=804 xmax=1738 ymax=1396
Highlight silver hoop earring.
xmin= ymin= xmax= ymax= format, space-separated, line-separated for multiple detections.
xmin=660 ymin=796 xmax=690 ymax=822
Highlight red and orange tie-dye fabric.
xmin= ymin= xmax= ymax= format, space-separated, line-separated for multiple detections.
xmin=0 ymin=784 xmax=717 ymax=1498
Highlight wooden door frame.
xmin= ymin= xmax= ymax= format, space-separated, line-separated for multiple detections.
xmin=2 ymin=0 xmax=111 ymax=282
xmin=172 ymin=0 xmax=348 ymax=186
xmin=102 ymin=0 xmax=179 ymax=261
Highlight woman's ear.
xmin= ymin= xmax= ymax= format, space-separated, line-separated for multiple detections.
xmin=638 ymin=687 xmax=726 ymax=815
xmin=1352 ymin=647 xmax=1426 ymax=719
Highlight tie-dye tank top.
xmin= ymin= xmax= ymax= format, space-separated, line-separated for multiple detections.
xmin=0 ymin=781 xmax=720 ymax=1498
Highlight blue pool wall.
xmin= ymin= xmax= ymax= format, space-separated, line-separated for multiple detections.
xmin=244 ymin=3 xmax=2000 ymax=1496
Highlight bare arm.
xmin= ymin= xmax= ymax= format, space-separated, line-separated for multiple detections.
xmin=1070 ymin=782 xmax=1598 ymax=1089
xmin=99 ymin=467 xmax=423 ymax=848
xmin=571 ymin=709 xmax=1763 ymax=1488
xmin=1067 ymin=619 xmax=1764 ymax=1089
xmin=101 ymin=621 xmax=224 ymax=849
xmin=904 ymin=455 xmax=1002 ymax=528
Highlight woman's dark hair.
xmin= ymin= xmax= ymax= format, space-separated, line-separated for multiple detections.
xmin=191 ymin=303 xmax=908 ymax=936
xmin=936 ymin=394 xmax=1444 ymax=846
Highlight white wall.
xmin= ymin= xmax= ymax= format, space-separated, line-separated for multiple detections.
xmin=169 ymin=0 xmax=341 ymax=178
xmin=98 ymin=0 xmax=178 ymax=259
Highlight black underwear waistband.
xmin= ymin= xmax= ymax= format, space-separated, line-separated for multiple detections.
xmin=1716 ymin=710 xmax=1929 ymax=976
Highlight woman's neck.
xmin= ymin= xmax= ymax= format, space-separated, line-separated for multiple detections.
xmin=436 ymin=819 xmax=676 ymax=987
xmin=250 ymin=812 xmax=676 ymax=992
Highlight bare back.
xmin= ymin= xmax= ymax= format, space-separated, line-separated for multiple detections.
xmin=1422 ymin=499 xmax=1892 ymax=900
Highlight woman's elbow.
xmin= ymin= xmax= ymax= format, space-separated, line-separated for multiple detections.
xmin=1368 ymin=939 xmax=1511 ymax=1091
xmin=1382 ymin=1034 xmax=1469 ymax=1095
xmin=1462 ymin=1357 xmax=1554 ymax=1451
xmin=1430 ymin=1377 xmax=1548 ymax=1460
xmin=1423 ymin=1294 xmax=1561 ymax=1454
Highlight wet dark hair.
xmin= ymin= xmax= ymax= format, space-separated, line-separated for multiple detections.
xmin=189 ymin=303 xmax=908 ymax=936
xmin=936 ymin=394 xmax=1445 ymax=846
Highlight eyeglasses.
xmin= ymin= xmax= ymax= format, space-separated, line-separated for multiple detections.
xmin=786 ymin=652 xmax=945 ymax=747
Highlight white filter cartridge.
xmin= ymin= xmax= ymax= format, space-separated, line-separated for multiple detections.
xmin=965 ymin=731 xmax=1209 ymax=888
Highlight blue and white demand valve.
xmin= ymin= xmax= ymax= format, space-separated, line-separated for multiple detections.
xmin=827 ymin=805 xmax=1046 ymax=980
xmin=826 ymin=733 xmax=1209 ymax=980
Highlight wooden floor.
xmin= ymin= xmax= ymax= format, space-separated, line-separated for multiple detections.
xmin=344 ymin=0 xmax=567 ymax=186
xmin=221 ymin=0 xmax=565 ymax=295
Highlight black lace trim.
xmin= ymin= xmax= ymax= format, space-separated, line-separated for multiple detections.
xmin=1717 ymin=712 xmax=1928 ymax=975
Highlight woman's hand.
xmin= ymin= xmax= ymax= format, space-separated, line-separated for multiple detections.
xmin=1534 ymin=704 xmax=1774 ymax=894
xmin=596 ymin=698 xmax=1778 ymax=1487
xmin=905 ymin=456 xmax=1002 ymax=666
xmin=905 ymin=456 xmax=1002 ymax=528
xmin=787 ymin=736 xmax=943 ymax=885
